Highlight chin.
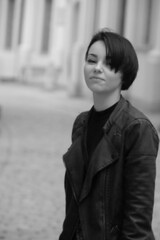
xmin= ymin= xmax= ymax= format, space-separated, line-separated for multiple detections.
xmin=89 ymin=88 xmax=106 ymax=94
xmin=87 ymin=84 xmax=103 ymax=92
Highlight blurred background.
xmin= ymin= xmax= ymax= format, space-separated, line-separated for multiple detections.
xmin=0 ymin=0 xmax=160 ymax=108
xmin=0 ymin=0 xmax=160 ymax=239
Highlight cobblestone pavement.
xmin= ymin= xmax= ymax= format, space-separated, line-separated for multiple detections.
xmin=0 ymin=83 xmax=159 ymax=240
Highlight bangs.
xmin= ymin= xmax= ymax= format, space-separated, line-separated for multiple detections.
xmin=103 ymin=33 xmax=125 ymax=72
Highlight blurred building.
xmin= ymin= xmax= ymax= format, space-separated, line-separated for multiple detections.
xmin=0 ymin=0 xmax=160 ymax=111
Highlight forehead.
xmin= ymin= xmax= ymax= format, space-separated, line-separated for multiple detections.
xmin=88 ymin=40 xmax=107 ymax=58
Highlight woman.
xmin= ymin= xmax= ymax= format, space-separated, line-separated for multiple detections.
xmin=59 ymin=29 xmax=159 ymax=240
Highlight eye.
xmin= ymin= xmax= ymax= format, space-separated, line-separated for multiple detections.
xmin=86 ymin=55 xmax=97 ymax=64
xmin=87 ymin=59 xmax=96 ymax=64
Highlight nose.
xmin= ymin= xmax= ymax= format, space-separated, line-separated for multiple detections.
xmin=94 ymin=61 xmax=103 ymax=72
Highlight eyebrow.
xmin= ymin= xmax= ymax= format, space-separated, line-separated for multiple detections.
xmin=88 ymin=52 xmax=112 ymax=57
xmin=87 ymin=53 xmax=97 ymax=57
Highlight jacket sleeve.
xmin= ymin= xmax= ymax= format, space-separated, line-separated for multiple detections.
xmin=122 ymin=119 xmax=159 ymax=240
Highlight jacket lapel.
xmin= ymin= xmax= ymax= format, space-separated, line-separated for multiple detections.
xmin=63 ymin=135 xmax=86 ymax=202
xmin=79 ymin=134 xmax=119 ymax=202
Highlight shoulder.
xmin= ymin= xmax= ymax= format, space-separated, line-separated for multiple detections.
xmin=118 ymin=98 xmax=158 ymax=134
xmin=71 ymin=111 xmax=89 ymax=142
xmin=73 ymin=111 xmax=89 ymax=129
xmin=123 ymin=100 xmax=158 ymax=134
xmin=111 ymin=97 xmax=159 ymax=152
xmin=121 ymin=100 xmax=159 ymax=155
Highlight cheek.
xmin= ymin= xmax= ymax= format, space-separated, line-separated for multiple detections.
xmin=84 ymin=65 xmax=90 ymax=80
xmin=114 ymin=72 xmax=122 ymax=86
xmin=104 ymin=71 xmax=122 ymax=84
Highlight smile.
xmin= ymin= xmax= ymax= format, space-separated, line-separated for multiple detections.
xmin=90 ymin=76 xmax=104 ymax=81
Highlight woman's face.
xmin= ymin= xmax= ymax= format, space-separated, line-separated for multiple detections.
xmin=84 ymin=40 xmax=122 ymax=96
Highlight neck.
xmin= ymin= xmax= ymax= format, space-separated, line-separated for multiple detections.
xmin=93 ymin=92 xmax=120 ymax=111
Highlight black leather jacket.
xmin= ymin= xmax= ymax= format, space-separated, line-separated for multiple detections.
xmin=59 ymin=96 xmax=159 ymax=240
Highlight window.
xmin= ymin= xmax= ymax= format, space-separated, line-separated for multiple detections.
xmin=143 ymin=0 xmax=152 ymax=45
xmin=118 ymin=0 xmax=127 ymax=36
xmin=72 ymin=2 xmax=80 ymax=43
xmin=92 ymin=0 xmax=101 ymax=34
xmin=135 ymin=0 xmax=153 ymax=50
xmin=41 ymin=0 xmax=52 ymax=53
xmin=5 ymin=0 xmax=15 ymax=49
xmin=18 ymin=0 xmax=25 ymax=44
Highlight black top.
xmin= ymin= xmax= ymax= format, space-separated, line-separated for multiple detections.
xmin=87 ymin=102 xmax=118 ymax=160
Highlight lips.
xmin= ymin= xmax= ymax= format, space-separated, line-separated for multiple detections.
xmin=90 ymin=76 xmax=104 ymax=81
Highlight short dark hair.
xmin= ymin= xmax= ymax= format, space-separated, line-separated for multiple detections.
xmin=85 ymin=28 xmax=139 ymax=90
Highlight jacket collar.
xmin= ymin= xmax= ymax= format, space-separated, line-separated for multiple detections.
xmin=103 ymin=95 xmax=127 ymax=132
xmin=74 ymin=95 xmax=127 ymax=132
xmin=63 ymin=95 xmax=126 ymax=203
